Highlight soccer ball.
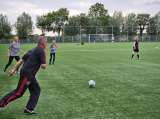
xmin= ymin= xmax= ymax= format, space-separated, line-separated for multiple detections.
xmin=88 ymin=80 xmax=95 ymax=87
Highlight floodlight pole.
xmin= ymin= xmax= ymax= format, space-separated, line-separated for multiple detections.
xmin=127 ymin=26 xmax=128 ymax=42
xmin=63 ymin=26 xmax=64 ymax=42
xmin=111 ymin=25 xmax=113 ymax=35
xmin=80 ymin=26 xmax=81 ymax=43
xmin=0 ymin=21 xmax=1 ymax=28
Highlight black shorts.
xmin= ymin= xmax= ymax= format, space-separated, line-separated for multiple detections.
xmin=133 ymin=46 xmax=139 ymax=52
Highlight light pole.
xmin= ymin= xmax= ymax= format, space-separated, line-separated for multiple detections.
xmin=0 ymin=15 xmax=2 ymax=28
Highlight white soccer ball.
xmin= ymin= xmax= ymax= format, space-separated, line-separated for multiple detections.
xmin=88 ymin=80 xmax=95 ymax=87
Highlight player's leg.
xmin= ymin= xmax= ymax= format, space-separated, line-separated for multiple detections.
xmin=49 ymin=53 xmax=52 ymax=65
xmin=25 ymin=78 xmax=40 ymax=114
xmin=15 ymin=56 xmax=20 ymax=73
xmin=137 ymin=51 xmax=141 ymax=59
xmin=3 ymin=56 xmax=14 ymax=74
xmin=0 ymin=76 xmax=30 ymax=107
xmin=52 ymin=53 xmax=55 ymax=65
xmin=131 ymin=51 xmax=135 ymax=59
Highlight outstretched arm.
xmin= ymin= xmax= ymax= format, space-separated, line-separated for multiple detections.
xmin=19 ymin=49 xmax=26 ymax=54
xmin=56 ymin=46 xmax=61 ymax=49
xmin=8 ymin=59 xmax=24 ymax=76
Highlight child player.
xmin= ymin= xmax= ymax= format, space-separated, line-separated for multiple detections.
xmin=49 ymin=40 xmax=61 ymax=65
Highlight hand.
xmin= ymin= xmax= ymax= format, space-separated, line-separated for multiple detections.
xmin=8 ymin=70 xmax=15 ymax=76
xmin=41 ymin=64 xmax=46 ymax=69
xmin=7 ymin=54 xmax=10 ymax=58
xmin=139 ymin=47 xmax=140 ymax=49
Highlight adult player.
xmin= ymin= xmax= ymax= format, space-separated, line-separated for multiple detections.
xmin=0 ymin=36 xmax=47 ymax=114
xmin=131 ymin=36 xmax=141 ymax=59
xmin=3 ymin=37 xmax=26 ymax=74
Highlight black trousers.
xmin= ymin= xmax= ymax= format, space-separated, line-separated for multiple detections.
xmin=0 ymin=75 xmax=41 ymax=110
xmin=50 ymin=53 xmax=55 ymax=62
xmin=5 ymin=56 xmax=20 ymax=71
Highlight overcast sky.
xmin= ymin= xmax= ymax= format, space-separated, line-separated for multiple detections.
xmin=0 ymin=0 xmax=160 ymax=36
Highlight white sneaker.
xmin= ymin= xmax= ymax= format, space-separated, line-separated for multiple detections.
xmin=138 ymin=58 xmax=141 ymax=59
xmin=15 ymin=71 xmax=20 ymax=73
xmin=2 ymin=70 xmax=6 ymax=74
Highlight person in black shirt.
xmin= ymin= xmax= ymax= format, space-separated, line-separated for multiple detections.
xmin=131 ymin=36 xmax=141 ymax=59
xmin=0 ymin=36 xmax=47 ymax=114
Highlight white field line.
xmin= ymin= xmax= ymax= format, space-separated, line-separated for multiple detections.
xmin=0 ymin=48 xmax=158 ymax=53
xmin=156 ymin=46 xmax=160 ymax=49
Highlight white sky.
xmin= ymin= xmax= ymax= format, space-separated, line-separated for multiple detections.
xmin=0 ymin=0 xmax=160 ymax=36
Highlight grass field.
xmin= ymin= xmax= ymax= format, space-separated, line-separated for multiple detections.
xmin=0 ymin=42 xmax=160 ymax=119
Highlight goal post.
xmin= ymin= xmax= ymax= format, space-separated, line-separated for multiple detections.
xmin=88 ymin=34 xmax=114 ymax=43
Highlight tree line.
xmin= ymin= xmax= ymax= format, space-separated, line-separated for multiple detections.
xmin=0 ymin=2 xmax=160 ymax=40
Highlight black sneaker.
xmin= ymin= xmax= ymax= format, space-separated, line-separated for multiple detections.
xmin=24 ymin=108 xmax=37 ymax=114
xmin=52 ymin=62 xmax=54 ymax=65
xmin=49 ymin=62 xmax=51 ymax=65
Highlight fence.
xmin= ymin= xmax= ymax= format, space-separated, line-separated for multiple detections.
xmin=0 ymin=26 xmax=160 ymax=44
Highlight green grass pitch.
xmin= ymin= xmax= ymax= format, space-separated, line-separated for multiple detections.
xmin=0 ymin=42 xmax=160 ymax=119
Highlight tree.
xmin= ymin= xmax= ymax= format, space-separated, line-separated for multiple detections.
xmin=136 ymin=13 xmax=150 ymax=40
xmin=123 ymin=13 xmax=138 ymax=36
xmin=109 ymin=11 xmax=124 ymax=37
xmin=147 ymin=12 xmax=160 ymax=35
xmin=46 ymin=8 xmax=69 ymax=36
xmin=78 ymin=13 xmax=88 ymax=27
xmin=77 ymin=13 xmax=88 ymax=34
xmin=88 ymin=3 xmax=110 ymax=33
xmin=86 ymin=17 xmax=102 ymax=34
xmin=88 ymin=2 xmax=109 ymax=26
xmin=65 ymin=16 xmax=80 ymax=36
xmin=15 ymin=12 xmax=33 ymax=39
xmin=36 ymin=14 xmax=48 ymax=36
xmin=0 ymin=14 xmax=12 ymax=39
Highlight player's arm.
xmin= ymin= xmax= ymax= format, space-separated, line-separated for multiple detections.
xmin=50 ymin=46 xmax=54 ymax=50
xmin=138 ymin=45 xmax=140 ymax=49
xmin=7 ymin=43 xmax=13 ymax=58
xmin=134 ymin=42 xmax=136 ymax=49
xmin=56 ymin=46 xmax=61 ymax=49
xmin=7 ymin=48 xmax=10 ymax=58
xmin=19 ymin=49 xmax=26 ymax=54
xmin=39 ymin=49 xmax=47 ymax=70
xmin=8 ymin=59 xmax=24 ymax=76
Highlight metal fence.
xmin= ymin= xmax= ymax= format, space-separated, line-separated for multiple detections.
xmin=0 ymin=35 xmax=159 ymax=44
xmin=0 ymin=26 xmax=160 ymax=44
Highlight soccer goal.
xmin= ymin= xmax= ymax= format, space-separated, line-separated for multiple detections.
xmin=88 ymin=34 xmax=114 ymax=43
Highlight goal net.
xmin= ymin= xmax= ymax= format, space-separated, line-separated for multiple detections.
xmin=88 ymin=34 xmax=113 ymax=43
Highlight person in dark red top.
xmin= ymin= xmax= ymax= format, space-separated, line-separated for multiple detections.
xmin=0 ymin=36 xmax=47 ymax=114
